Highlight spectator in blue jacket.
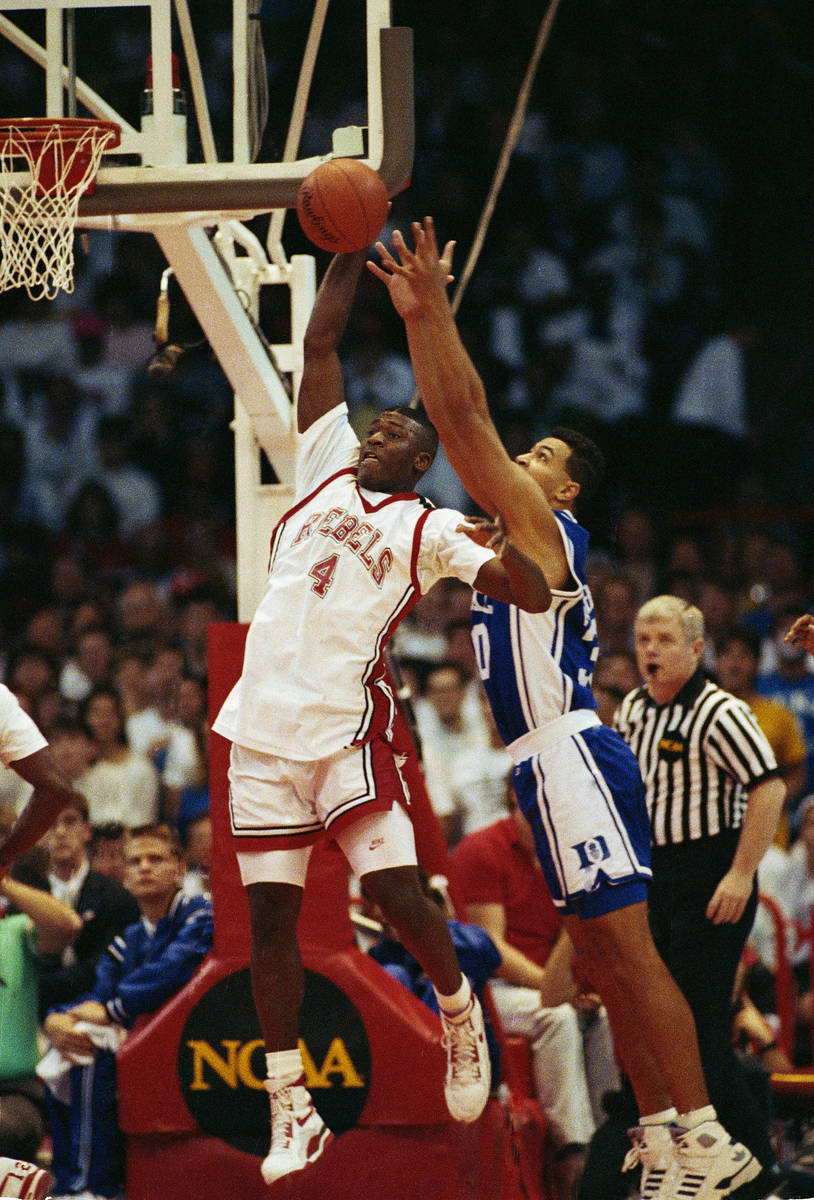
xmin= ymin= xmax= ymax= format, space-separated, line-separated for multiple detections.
xmin=41 ymin=823 xmax=213 ymax=1200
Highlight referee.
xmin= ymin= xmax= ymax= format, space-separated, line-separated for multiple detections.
xmin=615 ymin=594 xmax=785 ymax=1176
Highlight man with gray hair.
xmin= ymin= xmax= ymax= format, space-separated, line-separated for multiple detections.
xmin=613 ymin=594 xmax=785 ymax=1184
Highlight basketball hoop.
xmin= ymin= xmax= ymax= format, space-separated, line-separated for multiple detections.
xmin=0 ymin=117 xmax=121 ymax=302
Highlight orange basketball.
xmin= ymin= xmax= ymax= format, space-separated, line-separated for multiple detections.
xmin=296 ymin=158 xmax=389 ymax=254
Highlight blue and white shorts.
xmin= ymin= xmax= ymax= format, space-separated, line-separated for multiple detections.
xmin=512 ymin=722 xmax=652 ymax=919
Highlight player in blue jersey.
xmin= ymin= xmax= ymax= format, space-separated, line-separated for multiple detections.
xmin=370 ymin=219 xmax=762 ymax=1200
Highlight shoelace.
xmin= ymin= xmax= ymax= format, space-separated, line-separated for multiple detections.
xmin=622 ymin=1132 xmax=670 ymax=1176
xmin=269 ymin=1087 xmax=295 ymax=1149
xmin=622 ymin=1146 xmax=642 ymax=1172
xmin=269 ymin=1085 xmax=313 ymax=1151
xmin=443 ymin=1016 xmax=483 ymax=1081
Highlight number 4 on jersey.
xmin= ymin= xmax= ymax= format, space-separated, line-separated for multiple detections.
xmin=309 ymin=553 xmax=339 ymax=596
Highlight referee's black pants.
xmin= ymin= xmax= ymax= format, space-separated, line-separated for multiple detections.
xmin=648 ymin=830 xmax=774 ymax=1167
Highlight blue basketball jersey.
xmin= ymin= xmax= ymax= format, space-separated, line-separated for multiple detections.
xmin=470 ymin=510 xmax=598 ymax=747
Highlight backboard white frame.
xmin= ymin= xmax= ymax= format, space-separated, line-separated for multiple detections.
xmin=0 ymin=0 xmax=414 ymax=222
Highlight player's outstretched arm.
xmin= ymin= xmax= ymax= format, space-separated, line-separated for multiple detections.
xmin=0 ymin=747 xmax=83 ymax=877
xmin=369 ymin=220 xmax=563 ymax=577
xmin=297 ymin=248 xmax=368 ymax=434
xmin=461 ymin=515 xmax=551 ymax=612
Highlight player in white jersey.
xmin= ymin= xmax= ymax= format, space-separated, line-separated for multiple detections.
xmin=370 ymin=219 xmax=761 ymax=1200
xmin=213 ymin=248 xmax=550 ymax=1186
xmin=0 ymin=682 xmax=88 ymax=876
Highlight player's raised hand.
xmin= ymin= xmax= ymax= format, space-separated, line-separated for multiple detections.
xmin=367 ymin=216 xmax=455 ymax=320
xmin=457 ymin=514 xmax=509 ymax=558
xmin=784 ymin=613 xmax=814 ymax=654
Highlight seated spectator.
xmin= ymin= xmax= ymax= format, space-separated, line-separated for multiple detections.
xmin=579 ymin=969 xmax=811 ymax=1200
xmin=413 ymin=660 xmax=489 ymax=838
xmin=38 ymin=796 xmax=139 ymax=1019
xmin=594 ymin=573 xmax=637 ymax=657
xmin=0 ymin=822 xmax=81 ymax=1164
xmin=180 ymin=812 xmax=211 ymax=898
xmin=91 ymin=414 xmax=163 ymax=539
xmin=444 ymin=693 xmax=513 ymax=848
xmin=613 ymin=507 xmax=658 ymax=607
xmin=16 ymin=374 xmax=100 ymax=533
xmin=59 ymin=480 xmax=133 ymax=578
xmin=41 ymin=823 xmax=213 ymax=1200
xmin=76 ymin=687 xmax=160 ymax=828
xmin=592 ymin=650 xmax=639 ymax=728
xmin=5 ymin=648 xmax=58 ymax=714
xmin=47 ymin=718 xmax=96 ymax=785
xmin=730 ymin=964 xmax=814 ymax=1192
xmin=24 ymin=606 xmax=68 ymax=664
xmin=763 ymin=795 xmax=814 ymax=1064
xmin=716 ymin=627 xmax=807 ymax=846
xmin=0 ymin=680 xmax=72 ymax=816
xmin=88 ymin=822 xmax=127 ymax=884
xmin=697 ymin=580 xmax=738 ymax=674
xmin=450 ymin=791 xmax=620 ymax=1200
xmin=176 ymin=779 xmax=210 ymax=848
xmin=176 ymin=593 xmax=220 ymax=681
xmin=58 ymin=626 xmax=115 ymax=706
xmin=756 ymin=609 xmax=814 ymax=805
xmin=111 ymin=646 xmax=150 ymax=721
xmin=668 ymin=316 xmax=761 ymax=509
xmin=124 ymin=646 xmax=203 ymax=821
xmin=115 ymin=581 xmax=170 ymax=658
xmin=176 ymin=673 xmax=209 ymax=765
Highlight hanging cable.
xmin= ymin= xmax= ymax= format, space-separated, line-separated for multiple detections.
xmin=450 ymin=0 xmax=562 ymax=318
xmin=266 ymin=0 xmax=331 ymax=264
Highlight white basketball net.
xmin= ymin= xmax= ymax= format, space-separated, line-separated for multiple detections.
xmin=0 ymin=121 xmax=119 ymax=302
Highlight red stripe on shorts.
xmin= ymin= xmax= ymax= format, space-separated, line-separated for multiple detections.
xmin=325 ymin=736 xmax=411 ymax=840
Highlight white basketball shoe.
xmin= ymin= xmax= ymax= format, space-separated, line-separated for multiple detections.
xmin=261 ymin=1076 xmax=334 ymax=1186
xmin=623 ymin=1123 xmax=676 ymax=1199
xmin=0 ymin=1158 xmax=52 ymax=1200
xmin=439 ymin=992 xmax=491 ymax=1123
xmin=669 ymin=1120 xmax=762 ymax=1199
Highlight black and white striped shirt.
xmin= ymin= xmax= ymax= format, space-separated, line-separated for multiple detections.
xmin=614 ymin=669 xmax=779 ymax=847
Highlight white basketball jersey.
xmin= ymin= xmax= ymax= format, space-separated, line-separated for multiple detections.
xmin=0 ymin=682 xmax=48 ymax=765
xmin=214 ymin=404 xmax=493 ymax=760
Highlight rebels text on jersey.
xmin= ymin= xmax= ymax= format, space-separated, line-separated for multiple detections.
xmin=214 ymin=404 xmax=493 ymax=761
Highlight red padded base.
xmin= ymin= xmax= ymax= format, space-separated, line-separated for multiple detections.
xmin=124 ymin=1099 xmax=551 ymax=1200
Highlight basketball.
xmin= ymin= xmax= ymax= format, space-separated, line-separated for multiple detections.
xmin=296 ymin=158 xmax=389 ymax=254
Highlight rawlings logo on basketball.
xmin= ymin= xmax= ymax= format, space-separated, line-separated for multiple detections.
xmin=296 ymin=158 xmax=389 ymax=254
xmin=298 ymin=185 xmax=343 ymax=247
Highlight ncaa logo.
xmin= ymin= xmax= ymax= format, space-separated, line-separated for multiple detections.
xmin=178 ymin=967 xmax=371 ymax=1155
xmin=572 ymin=835 xmax=610 ymax=869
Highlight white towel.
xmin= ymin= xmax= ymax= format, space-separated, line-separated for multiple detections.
xmin=37 ymin=1021 xmax=127 ymax=1103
